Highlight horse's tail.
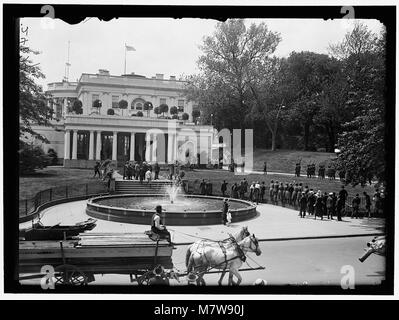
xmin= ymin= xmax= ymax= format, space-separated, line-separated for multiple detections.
xmin=185 ymin=247 xmax=192 ymax=271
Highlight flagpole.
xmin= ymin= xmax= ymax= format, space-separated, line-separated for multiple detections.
xmin=124 ymin=43 xmax=127 ymax=75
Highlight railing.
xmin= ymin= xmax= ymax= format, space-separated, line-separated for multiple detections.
xmin=19 ymin=182 xmax=108 ymax=217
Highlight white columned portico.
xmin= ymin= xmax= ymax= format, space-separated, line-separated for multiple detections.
xmin=96 ymin=131 xmax=102 ymax=160
xmin=130 ymin=132 xmax=135 ymax=161
xmin=145 ymin=133 xmax=151 ymax=162
xmin=112 ymin=131 xmax=118 ymax=161
xmin=72 ymin=130 xmax=78 ymax=160
xmin=88 ymin=131 xmax=94 ymax=160
xmin=64 ymin=130 xmax=70 ymax=160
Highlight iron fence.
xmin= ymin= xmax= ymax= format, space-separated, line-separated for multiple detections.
xmin=19 ymin=182 xmax=108 ymax=217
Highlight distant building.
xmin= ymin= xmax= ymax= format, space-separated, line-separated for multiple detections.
xmin=32 ymin=70 xmax=213 ymax=168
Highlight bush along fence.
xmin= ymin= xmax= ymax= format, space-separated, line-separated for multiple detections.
xmin=183 ymin=179 xmax=385 ymax=217
xmin=19 ymin=181 xmax=109 ymax=218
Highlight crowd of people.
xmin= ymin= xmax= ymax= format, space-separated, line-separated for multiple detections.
xmin=223 ymin=178 xmax=385 ymax=220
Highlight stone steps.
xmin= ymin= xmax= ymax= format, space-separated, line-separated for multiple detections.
xmin=115 ymin=179 xmax=173 ymax=195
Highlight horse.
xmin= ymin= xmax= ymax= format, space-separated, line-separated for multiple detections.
xmin=186 ymin=234 xmax=262 ymax=286
xmin=185 ymin=226 xmax=250 ymax=267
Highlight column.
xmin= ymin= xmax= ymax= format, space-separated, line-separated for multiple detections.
xmin=63 ymin=98 xmax=68 ymax=116
xmin=72 ymin=130 xmax=78 ymax=160
xmin=112 ymin=131 xmax=117 ymax=161
xmin=145 ymin=133 xmax=151 ymax=162
xmin=152 ymin=134 xmax=158 ymax=161
xmin=130 ymin=132 xmax=135 ymax=161
xmin=64 ymin=130 xmax=70 ymax=160
xmin=95 ymin=131 xmax=102 ymax=160
xmin=88 ymin=131 xmax=94 ymax=160
xmin=167 ymin=134 xmax=174 ymax=163
xmin=174 ymin=134 xmax=178 ymax=162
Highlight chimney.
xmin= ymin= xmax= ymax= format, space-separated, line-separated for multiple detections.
xmin=169 ymin=76 xmax=176 ymax=81
xmin=156 ymin=73 xmax=164 ymax=80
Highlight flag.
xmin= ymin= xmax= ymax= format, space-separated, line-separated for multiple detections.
xmin=125 ymin=45 xmax=136 ymax=51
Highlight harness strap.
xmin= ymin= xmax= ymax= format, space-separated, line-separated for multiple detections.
xmin=219 ymin=242 xmax=228 ymax=270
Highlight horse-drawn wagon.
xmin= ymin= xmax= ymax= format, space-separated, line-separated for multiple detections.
xmin=18 ymin=227 xmax=264 ymax=286
xmin=19 ymin=232 xmax=174 ymax=286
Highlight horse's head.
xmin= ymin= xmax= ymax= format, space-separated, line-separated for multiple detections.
xmin=241 ymin=234 xmax=261 ymax=256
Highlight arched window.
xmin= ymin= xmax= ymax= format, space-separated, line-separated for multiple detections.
xmin=136 ymin=102 xmax=143 ymax=110
xmin=131 ymin=98 xmax=145 ymax=110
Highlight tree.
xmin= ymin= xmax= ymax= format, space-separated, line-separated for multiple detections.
xmin=170 ymin=106 xmax=178 ymax=116
xmin=154 ymin=106 xmax=161 ymax=118
xmin=118 ymin=99 xmax=128 ymax=116
xmin=71 ymin=99 xmax=83 ymax=114
xmin=182 ymin=113 xmax=189 ymax=121
xmin=137 ymin=111 xmax=144 ymax=117
xmin=144 ymin=101 xmax=153 ymax=117
xmin=92 ymin=99 xmax=102 ymax=114
xmin=107 ymin=108 xmax=115 ymax=115
xmin=160 ymin=104 xmax=169 ymax=117
xmin=189 ymin=19 xmax=281 ymax=132
xmin=20 ymin=43 xmax=53 ymax=143
xmin=332 ymin=24 xmax=386 ymax=185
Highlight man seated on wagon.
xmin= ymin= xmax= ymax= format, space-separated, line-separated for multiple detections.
xmin=151 ymin=205 xmax=171 ymax=243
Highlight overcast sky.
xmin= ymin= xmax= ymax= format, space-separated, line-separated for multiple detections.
xmin=21 ymin=17 xmax=384 ymax=88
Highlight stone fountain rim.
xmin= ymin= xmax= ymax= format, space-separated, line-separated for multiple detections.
xmin=87 ymin=193 xmax=256 ymax=214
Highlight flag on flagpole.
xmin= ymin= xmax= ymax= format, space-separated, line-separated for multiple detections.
xmin=125 ymin=45 xmax=136 ymax=51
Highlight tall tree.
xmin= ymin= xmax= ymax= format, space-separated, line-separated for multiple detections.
xmin=186 ymin=19 xmax=281 ymax=131
xmin=333 ymin=24 xmax=386 ymax=185
xmin=19 ymin=43 xmax=53 ymax=143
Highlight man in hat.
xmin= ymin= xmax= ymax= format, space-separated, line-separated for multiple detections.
xmin=299 ymin=192 xmax=307 ymax=218
xmin=326 ymin=193 xmax=334 ymax=219
xmin=222 ymin=198 xmax=229 ymax=225
xmin=151 ymin=205 xmax=171 ymax=243
xmin=352 ymin=194 xmax=361 ymax=219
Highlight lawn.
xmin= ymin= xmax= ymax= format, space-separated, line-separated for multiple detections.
xmin=183 ymin=169 xmax=375 ymax=199
xmin=19 ymin=167 xmax=99 ymax=199
xmin=252 ymin=149 xmax=337 ymax=173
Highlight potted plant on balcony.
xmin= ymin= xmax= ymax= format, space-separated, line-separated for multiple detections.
xmin=107 ymin=108 xmax=115 ymax=115
xmin=154 ymin=106 xmax=161 ymax=118
xmin=118 ymin=99 xmax=128 ymax=116
xmin=159 ymin=103 xmax=169 ymax=118
xmin=71 ymin=99 xmax=83 ymax=114
xmin=136 ymin=111 xmax=144 ymax=117
xmin=170 ymin=106 xmax=178 ymax=119
xmin=92 ymin=99 xmax=102 ymax=114
xmin=182 ymin=112 xmax=189 ymax=122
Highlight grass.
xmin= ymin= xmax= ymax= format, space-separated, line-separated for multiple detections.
xmin=19 ymin=167 xmax=98 ymax=199
xmin=183 ymin=169 xmax=375 ymax=198
xmin=252 ymin=149 xmax=337 ymax=173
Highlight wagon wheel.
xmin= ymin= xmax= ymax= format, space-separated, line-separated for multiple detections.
xmin=54 ymin=264 xmax=87 ymax=286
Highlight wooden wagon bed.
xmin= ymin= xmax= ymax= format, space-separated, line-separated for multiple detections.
xmin=19 ymin=232 xmax=174 ymax=278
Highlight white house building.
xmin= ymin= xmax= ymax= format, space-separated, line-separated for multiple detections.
xmin=34 ymin=70 xmax=215 ymax=168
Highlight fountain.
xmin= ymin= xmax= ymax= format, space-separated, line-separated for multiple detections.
xmin=86 ymin=180 xmax=257 ymax=226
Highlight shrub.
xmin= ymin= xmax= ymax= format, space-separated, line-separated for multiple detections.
xmin=19 ymin=143 xmax=51 ymax=175
xmin=137 ymin=111 xmax=144 ymax=117
xmin=47 ymin=148 xmax=58 ymax=165
xmin=118 ymin=99 xmax=128 ymax=116
xmin=154 ymin=106 xmax=161 ymax=117
xmin=107 ymin=108 xmax=115 ymax=115
xmin=182 ymin=113 xmax=189 ymax=121
xmin=160 ymin=104 xmax=169 ymax=116
xmin=170 ymin=106 xmax=178 ymax=115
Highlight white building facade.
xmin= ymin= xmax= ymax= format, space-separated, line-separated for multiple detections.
xmin=36 ymin=70 xmax=214 ymax=168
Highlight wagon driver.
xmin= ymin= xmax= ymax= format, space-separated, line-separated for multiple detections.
xmin=151 ymin=205 xmax=172 ymax=243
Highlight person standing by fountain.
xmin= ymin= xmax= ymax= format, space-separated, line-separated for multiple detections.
xmin=151 ymin=205 xmax=171 ymax=243
xmin=222 ymin=198 xmax=229 ymax=225
xmin=154 ymin=162 xmax=160 ymax=180
xmin=221 ymin=180 xmax=228 ymax=197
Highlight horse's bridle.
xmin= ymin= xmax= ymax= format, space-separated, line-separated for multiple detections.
xmin=247 ymin=235 xmax=260 ymax=254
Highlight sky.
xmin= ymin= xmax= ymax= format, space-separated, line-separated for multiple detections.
xmin=21 ymin=17 xmax=384 ymax=89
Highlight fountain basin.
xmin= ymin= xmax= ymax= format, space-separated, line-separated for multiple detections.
xmin=86 ymin=194 xmax=257 ymax=226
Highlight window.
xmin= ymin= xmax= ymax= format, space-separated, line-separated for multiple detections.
xmin=160 ymin=98 xmax=166 ymax=105
xmin=135 ymin=102 xmax=143 ymax=110
xmin=178 ymin=99 xmax=184 ymax=112
xmin=112 ymin=95 xmax=119 ymax=108
xmin=92 ymin=94 xmax=99 ymax=104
